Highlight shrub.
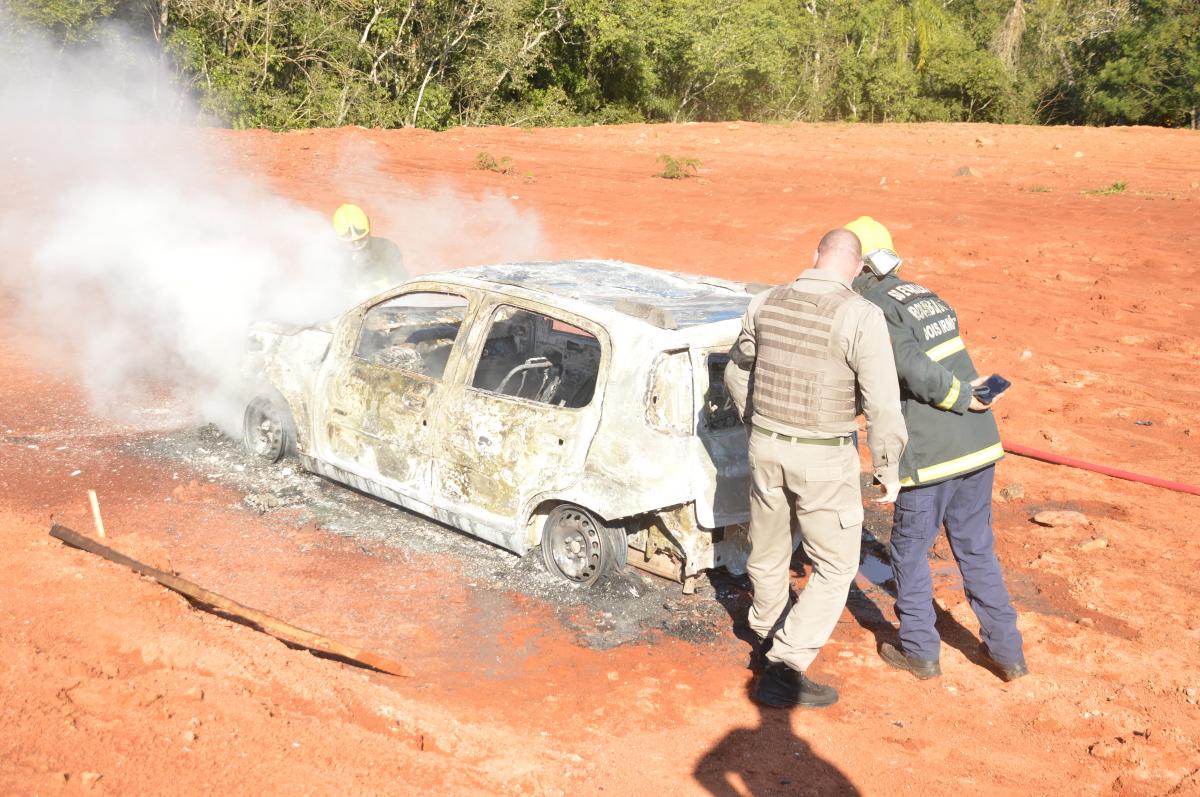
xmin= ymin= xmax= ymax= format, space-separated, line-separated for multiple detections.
xmin=474 ymin=151 xmax=512 ymax=174
xmin=1085 ymin=180 xmax=1127 ymax=195
xmin=655 ymin=154 xmax=701 ymax=179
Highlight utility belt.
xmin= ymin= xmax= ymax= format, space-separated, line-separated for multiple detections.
xmin=752 ymin=425 xmax=852 ymax=447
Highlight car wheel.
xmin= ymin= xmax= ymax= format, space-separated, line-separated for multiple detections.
xmin=602 ymin=521 xmax=628 ymax=572
xmin=540 ymin=504 xmax=625 ymax=587
xmin=242 ymin=395 xmax=295 ymax=463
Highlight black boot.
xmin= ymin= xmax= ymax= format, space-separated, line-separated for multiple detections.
xmin=980 ymin=644 xmax=1030 ymax=682
xmin=754 ymin=662 xmax=838 ymax=708
xmin=746 ymin=588 xmax=798 ymax=672
xmin=748 ymin=637 xmax=770 ymax=672
xmin=879 ymin=642 xmax=942 ymax=680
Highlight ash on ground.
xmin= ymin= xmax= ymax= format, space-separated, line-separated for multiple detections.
xmin=131 ymin=424 xmax=748 ymax=651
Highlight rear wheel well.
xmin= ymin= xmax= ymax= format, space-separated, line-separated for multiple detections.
xmin=526 ymin=500 xmax=560 ymax=547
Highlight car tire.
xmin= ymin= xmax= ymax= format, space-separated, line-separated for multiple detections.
xmin=540 ymin=504 xmax=625 ymax=587
xmin=242 ymin=394 xmax=296 ymax=463
xmin=602 ymin=521 xmax=628 ymax=573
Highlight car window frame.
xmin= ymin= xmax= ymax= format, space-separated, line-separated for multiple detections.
xmin=699 ymin=349 xmax=741 ymax=432
xmin=460 ymin=297 xmax=609 ymax=413
xmin=349 ymin=288 xmax=476 ymax=384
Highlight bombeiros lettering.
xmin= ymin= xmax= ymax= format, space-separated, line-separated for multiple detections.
xmin=906 ymin=298 xmax=949 ymax=321
xmin=885 ymin=283 xmax=932 ymax=302
xmin=922 ymin=316 xmax=957 ymax=340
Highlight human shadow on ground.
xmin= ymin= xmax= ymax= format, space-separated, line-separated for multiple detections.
xmin=693 ymin=682 xmax=860 ymax=797
xmin=699 ymin=567 xmax=860 ymax=795
xmin=707 ymin=531 xmax=994 ymax=678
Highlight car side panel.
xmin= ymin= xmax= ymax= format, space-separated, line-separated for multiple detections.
xmin=429 ymin=295 xmax=607 ymax=537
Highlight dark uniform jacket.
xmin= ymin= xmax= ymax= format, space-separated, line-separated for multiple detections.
xmin=852 ymin=270 xmax=1003 ymax=487
xmin=349 ymin=236 xmax=408 ymax=296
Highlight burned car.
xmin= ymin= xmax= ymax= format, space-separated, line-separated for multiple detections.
xmin=243 ymin=261 xmax=756 ymax=588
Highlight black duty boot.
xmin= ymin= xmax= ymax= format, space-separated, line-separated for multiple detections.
xmin=748 ymin=637 xmax=770 ymax=673
xmin=980 ymin=645 xmax=1030 ymax=682
xmin=747 ymin=588 xmax=797 ymax=673
xmin=879 ymin=642 xmax=942 ymax=680
xmin=754 ymin=662 xmax=839 ymax=709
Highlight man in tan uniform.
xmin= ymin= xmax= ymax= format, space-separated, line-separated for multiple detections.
xmin=725 ymin=228 xmax=907 ymax=709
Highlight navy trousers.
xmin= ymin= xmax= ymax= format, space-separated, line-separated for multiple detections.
xmin=889 ymin=465 xmax=1024 ymax=665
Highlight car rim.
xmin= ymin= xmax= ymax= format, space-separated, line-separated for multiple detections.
xmin=246 ymin=402 xmax=283 ymax=460
xmin=254 ymin=417 xmax=280 ymax=457
xmin=547 ymin=508 xmax=603 ymax=582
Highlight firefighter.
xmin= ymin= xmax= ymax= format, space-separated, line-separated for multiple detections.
xmin=725 ymin=228 xmax=907 ymax=709
xmin=844 ymin=215 xmax=1028 ymax=682
xmin=332 ymin=203 xmax=408 ymax=296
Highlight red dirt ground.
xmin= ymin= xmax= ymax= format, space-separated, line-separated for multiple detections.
xmin=3 ymin=122 xmax=1200 ymax=796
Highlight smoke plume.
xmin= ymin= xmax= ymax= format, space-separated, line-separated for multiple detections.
xmin=0 ymin=20 xmax=545 ymax=434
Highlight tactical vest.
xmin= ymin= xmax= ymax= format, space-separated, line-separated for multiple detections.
xmin=753 ymin=286 xmax=858 ymax=431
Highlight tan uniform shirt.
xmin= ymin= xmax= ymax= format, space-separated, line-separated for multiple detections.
xmin=726 ymin=268 xmax=907 ymax=485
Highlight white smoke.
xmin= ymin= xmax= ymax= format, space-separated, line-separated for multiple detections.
xmin=0 ymin=20 xmax=545 ymax=434
xmin=328 ymin=135 xmax=546 ymax=274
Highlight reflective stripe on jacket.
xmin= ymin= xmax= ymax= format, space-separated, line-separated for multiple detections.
xmin=852 ymin=270 xmax=1003 ymax=487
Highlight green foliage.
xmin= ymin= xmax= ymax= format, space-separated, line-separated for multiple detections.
xmin=1085 ymin=180 xmax=1128 ymax=195
xmin=655 ymin=154 xmax=701 ymax=179
xmin=1076 ymin=0 xmax=1200 ymax=126
xmin=2 ymin=0 xmax=116 ymax=43
xmin=474 ymin=151 xmax=512 ymax=174
xmin=8 ymin=0 xmax=1197 ymax=129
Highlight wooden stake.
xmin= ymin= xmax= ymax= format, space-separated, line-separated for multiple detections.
xmin=87 ymin=490 xmax=106 ymax=538
xmin=49 ymin=524 xmax=412 ymax=678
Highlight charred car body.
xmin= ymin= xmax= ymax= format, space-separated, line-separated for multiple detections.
xmin=244 ymin=261 xmax=755 ymax=588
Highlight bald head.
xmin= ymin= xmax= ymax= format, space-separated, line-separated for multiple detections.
xmin=812 ymin=228 xmax=864 ymax=281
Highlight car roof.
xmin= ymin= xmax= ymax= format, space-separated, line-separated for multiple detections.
xmin=447 ymin=260 xmax=754 ymax=329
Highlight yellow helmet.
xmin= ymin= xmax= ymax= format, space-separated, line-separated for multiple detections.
xmin=843 ymin=215 xmax=902 ymax=276
xmin=844 ymin=216 xmax=894 ymax=255
xmin=332 ymin=203 xmax=370 ymax=242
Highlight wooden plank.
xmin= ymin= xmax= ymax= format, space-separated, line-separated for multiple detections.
xmin=87 ymin=490 xmax=106 ymax=538
xmin=49 ymin=524 xmax=412 ymax=678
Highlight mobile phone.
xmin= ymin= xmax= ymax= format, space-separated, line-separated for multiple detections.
xmin=972 ymin=374 xmax=1011 ymax=404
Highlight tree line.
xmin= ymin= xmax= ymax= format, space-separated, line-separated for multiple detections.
xmin=4 ymin=0 xmax=1198 ymax=130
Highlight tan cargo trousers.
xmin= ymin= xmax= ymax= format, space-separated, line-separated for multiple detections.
xmin=746 ymin=429 xmax=864 ymax=673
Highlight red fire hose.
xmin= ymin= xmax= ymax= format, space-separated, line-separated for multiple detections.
xmin=1003 ymin=441 xmax=1200 ymax=496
